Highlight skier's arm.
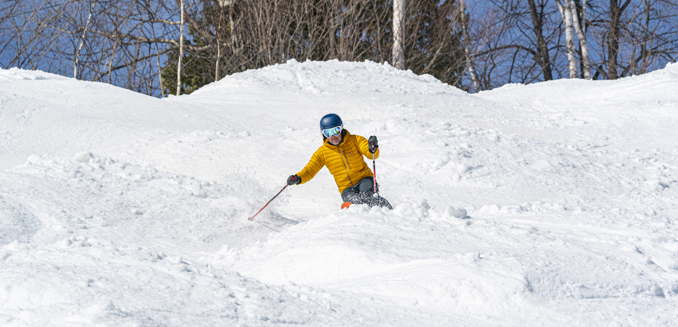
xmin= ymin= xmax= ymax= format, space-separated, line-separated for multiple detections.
xmin=357 ymin=135 xmax=380 ymax=159
xmin=296 ymin=149 xmax=325 ymax=184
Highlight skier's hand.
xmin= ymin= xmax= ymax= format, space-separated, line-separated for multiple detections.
xmin=287 ymin=175 xmax=301 ymax=186
xmin=368 ymin=135 xmax=378 ymax=153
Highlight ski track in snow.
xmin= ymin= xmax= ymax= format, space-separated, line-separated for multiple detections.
xmin=1 ymin=60 xmax=678 ymax=325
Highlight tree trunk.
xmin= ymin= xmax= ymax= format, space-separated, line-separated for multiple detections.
xmin=74 ymin=0 xmax=96 ymax=79
xmin=608 ymin=0 xmax=620 ymax=79
xmin=108 ymin=37 xmax=118 ymax=84
xmin=527 ymin=0 xmax=553 ymax=80
xmin=150 ymin=23 xmax=164 ymax=97
xmin=459 ymin=0 xmax=479 ymax=92
xmin=215 ymin=40 xmax=221 ymax=82
xmin=557 ymin=0 xmax=578 ymax=78
xmin=176 ymin=0 xmax=184 ymax=96
xmin=215 ymin=3 xmax=225 ymax=83
xmin=571 ymin=0 xmax=591 ymax=79
xmin=640 ymin=0 xmax=651 ymax=74
xmin=392 ymin=0 xmax=405 ymax=70
xmin=608 ymin=0 xmax=631 ymax=79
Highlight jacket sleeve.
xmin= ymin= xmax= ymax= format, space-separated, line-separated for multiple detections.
xmin=296 ymin=148 xmax=325 ymax=184
xmin=356 ymin=135 xmax=380 ymax=159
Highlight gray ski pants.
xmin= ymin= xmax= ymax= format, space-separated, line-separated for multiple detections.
xmin=341 ymin=177 xmax=392 ymax=209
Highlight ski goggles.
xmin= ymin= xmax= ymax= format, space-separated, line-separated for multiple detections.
xmin=322 ymin=126 xmax=343 ymax=138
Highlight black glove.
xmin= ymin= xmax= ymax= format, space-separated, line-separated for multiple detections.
xmin=287 ymin=175 xmax=301 ymax=186
xmin=368 ymin=135 xmax=378 ymax=153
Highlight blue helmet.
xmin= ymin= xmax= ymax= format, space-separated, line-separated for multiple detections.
xmin=319 ymin=114 xmax=343 ymax=130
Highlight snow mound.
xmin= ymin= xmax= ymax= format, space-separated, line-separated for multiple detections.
xmin=0 ymin=67 xmax=66 ymax=82
xmin=188 ymin=59 xmax=467 ymax=99
xmin=478 ymin=60 xmax=678 ymax=109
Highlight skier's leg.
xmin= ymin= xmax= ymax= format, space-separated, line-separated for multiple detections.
xmin=356 ymin=177 xmax=375 ymax=197
xmin=342 ymin=177 xmax=392 ymax=209
xmin=342 ymin=178 xmax=375 ymax=205
xmin=341 ymin=183 xmax=366 ymax=204
xmin=356 ymin=177 xmax=392 ymax=209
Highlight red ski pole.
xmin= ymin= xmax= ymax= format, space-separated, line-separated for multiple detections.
xmin=248 ymin=185 xmax=288 ymax=221
xmin=372 ymin=147 xmax=379 ymax=197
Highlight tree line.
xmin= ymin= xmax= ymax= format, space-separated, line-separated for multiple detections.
xmin=466 ymin=0 xmax=678 ymax=91
xmin=1 ymin=0 xmax=676 ymax=97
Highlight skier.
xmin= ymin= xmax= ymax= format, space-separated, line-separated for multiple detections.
xmin=287 ymin=113 xmax=392 ymax=209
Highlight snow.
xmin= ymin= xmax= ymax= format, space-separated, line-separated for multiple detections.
xmin=1 ymin=59 xmax=678 ymax=326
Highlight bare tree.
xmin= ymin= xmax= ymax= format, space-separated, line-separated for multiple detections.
xmin=622 ymin=0 xmax=678 ymax=76
xmin=556 ymin=0 xmax=578 ymax=78
xmin=460 ymin=0 xmax=480 ymax=92
xmin=176 ymin=0 xmax=184 ymax=95
xmin=585 ymin=0 xmax=678 ymax=79
xmin=608 ymin=0 xmax=632 ymax=79
xmin=393 ymin=0 xmax=405 ymax=69
xmin=471 ymin=0 xmax=565 ymax=85
xmin=527 ymin=0 xmax=556 ymax=80
xmin=571 ymin=0 xmax=591 ymax=79
xmin=74 ymin=0 xmax=97 ymax=79
xmin=1 ymin=1 xmax=68 ymax=71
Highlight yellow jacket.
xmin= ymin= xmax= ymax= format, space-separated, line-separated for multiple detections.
xmin=296 ymin=130 xmax=379 ymax=194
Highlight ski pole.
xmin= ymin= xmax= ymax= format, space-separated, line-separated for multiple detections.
xmin=372 ymin=147 xmax=379 ymax=197
xmin=248 ymin=185 xmax=288 ymax=221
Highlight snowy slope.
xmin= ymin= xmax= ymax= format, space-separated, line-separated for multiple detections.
xmin=1 ymin=60 xmax=678 ymax=326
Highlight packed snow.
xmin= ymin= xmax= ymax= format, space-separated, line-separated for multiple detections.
xmin=1 ymin=59 xmax=678 ymax=326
